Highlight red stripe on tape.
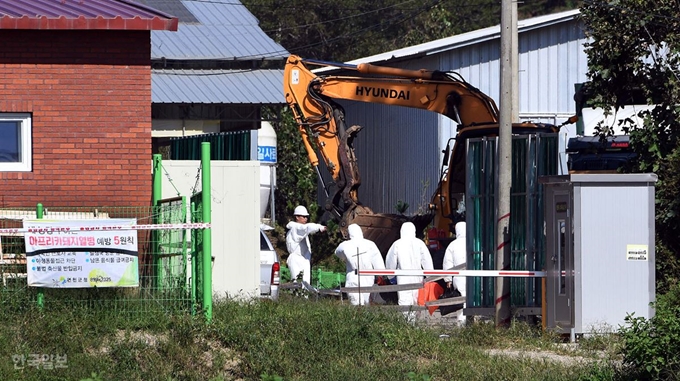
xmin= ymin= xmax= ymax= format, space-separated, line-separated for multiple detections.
xmin=423 ymin=271 xmax=459 ymax=275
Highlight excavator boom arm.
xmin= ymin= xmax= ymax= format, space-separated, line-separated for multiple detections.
xmin=283 ymin=55 xmax=500 ymax=186
xmin=282 ymin=54 xmax=558 ymax=253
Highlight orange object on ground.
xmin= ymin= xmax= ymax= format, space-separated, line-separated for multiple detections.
xmin=417 ymin=281 xmax=444 ymax=315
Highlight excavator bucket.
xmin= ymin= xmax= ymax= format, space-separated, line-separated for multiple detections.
xmin=341 ymin=205 xmax=433 ymax=256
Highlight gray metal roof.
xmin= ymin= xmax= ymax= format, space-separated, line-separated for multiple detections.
xmin=151 ymin=69 xmax=285 ymax=104
xmin=137 ymin=0 xmax=288 ymax=60
xmin=315 ymin=9 xmax=581 ymax=72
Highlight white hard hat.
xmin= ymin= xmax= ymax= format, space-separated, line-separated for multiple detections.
xmin=293 ymin=205 xmax=309 ymax=216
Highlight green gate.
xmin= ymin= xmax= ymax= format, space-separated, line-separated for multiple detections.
xmin=154 ymin=196 xmax=190 ymax=300
xmin=191 ymin=192 xmax=205 ymax=316
xmin=466 ymin=133 xmax=558 ymax=314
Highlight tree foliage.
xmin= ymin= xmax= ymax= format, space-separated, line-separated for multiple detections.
xmin=265 ymin=108 xmax=345 ymax=270
xmin=243 ymin=0 xmax=577 ymax=62
xmin=269 ymin=110 xmax=317 ymax=223
xmin=580 ymin=0 xmax=680 ymax=290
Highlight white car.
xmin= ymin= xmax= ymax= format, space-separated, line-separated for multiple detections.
xmin=259 ymin=225 xmax=280 ymax=300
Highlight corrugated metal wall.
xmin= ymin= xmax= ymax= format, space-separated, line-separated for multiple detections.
xmin=333 ymin=18 xmax=588 ymax=216
xmin=337 ymin=99 xmax=440 ymax=215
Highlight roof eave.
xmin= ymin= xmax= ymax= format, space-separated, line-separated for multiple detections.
xmin=0 ymin=15 xmax=178 ymax=31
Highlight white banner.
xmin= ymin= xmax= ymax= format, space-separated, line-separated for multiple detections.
xmin=24 ymin=219 xmax=139 ymax=288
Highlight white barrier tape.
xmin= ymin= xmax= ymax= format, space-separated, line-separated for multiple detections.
xmin=0 ymin=223 xmax=212 ymax=236
xmin=357 ymin=269 xmax=547 ymax=278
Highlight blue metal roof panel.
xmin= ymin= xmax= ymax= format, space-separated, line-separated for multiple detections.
xmin=152 ymin=69 xmax=285 ymax=104
xmin=0 ymin=0 xmax=177 ymax=30
xmin=150 ymin=0 xmax=287 ymax=60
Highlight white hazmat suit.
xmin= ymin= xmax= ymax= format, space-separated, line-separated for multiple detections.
xmin=286 ymin=220 xmax=325 ymax=284
xmin=385 ymin=222 xmax=434 ymax=309
xmin=443 ymin=221 xmax=467 ymax=323
xmin=335 ymin=224 xmax=386 ymax=305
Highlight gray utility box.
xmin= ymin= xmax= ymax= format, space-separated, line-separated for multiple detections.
xmin=540 ymin=174 xmax=657 ymax=335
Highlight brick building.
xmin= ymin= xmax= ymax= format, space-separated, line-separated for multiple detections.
xmin=0 ymin=1 xmax=177 ymax=207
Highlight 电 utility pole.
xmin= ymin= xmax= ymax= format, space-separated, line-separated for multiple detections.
xmin=495 ymin=0 xmax=516 ymax=327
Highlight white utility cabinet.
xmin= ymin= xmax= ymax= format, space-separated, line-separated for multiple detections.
xmin=541 ymin=173 xmax=656 ymax=336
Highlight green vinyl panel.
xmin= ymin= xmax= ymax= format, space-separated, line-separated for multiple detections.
xmin=467 ymin=140 xmax=484 ymax=308
xmin=170 ymin=131 xmax=250 ymax=161
xmin=466 ymin=133 xmax=558 ymax=309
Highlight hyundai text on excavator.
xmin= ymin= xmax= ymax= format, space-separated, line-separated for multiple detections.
xmin=283 ymin=54 xmax=565 ymax=255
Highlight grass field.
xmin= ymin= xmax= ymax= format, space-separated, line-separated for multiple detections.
xmin=0 ymin=292 xmax=622 ymax=381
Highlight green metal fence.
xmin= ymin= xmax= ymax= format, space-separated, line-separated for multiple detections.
xmin=466 ymin=133 xmax=558 ymax=312
xmin=0 ymin=203 xmax=204 ymax=317
xmin=0 ymin=143 xmax=214 ymax=320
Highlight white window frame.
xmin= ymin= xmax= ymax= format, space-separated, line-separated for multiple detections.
xmin=0 ymin=113 xmax=32 ymax=172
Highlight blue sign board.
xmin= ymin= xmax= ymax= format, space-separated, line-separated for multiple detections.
xmin=258 ymin=145 xmax=277 ymax=163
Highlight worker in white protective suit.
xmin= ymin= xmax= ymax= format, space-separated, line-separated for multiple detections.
xmin=443 ymin=221 xmax=467 ymax=324
xmin=335 ymin=224 xmax=386 ymax=306
xmin=286 ymin=205 xmax=326 ymax=284
xmin=385 ymin=222 xmax=434 ymax=320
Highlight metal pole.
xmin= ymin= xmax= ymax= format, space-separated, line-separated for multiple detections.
xmin=36 ymin=203 xmax=44 ymax=309
xmin=541 ymin=276 xmax=547 ymax=331
xmin=496 ymin=0 xmax=514 ymax=327
xmin=356 ymin=247 xmax=361 ymax=306
xmin=190 ymin=201 xmax=197 ymax=316
xmin=201 ymin=142 xmax=213 ymax=322
xmin=270 ymin=165 xmax=276 ymax=227
xmin=511 ymin=0 xmax=519 ymax=123
xmin=152 ymin=154 xmax=162 ymax=290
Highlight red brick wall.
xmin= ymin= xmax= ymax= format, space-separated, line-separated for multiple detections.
xmin=0 ymin=30 xmax=152 ymax=208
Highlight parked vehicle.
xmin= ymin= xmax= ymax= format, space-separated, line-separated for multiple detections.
xmin=259 ymin=225 xmax=280 ymax=300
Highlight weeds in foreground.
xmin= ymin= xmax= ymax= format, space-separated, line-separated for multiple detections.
xmin=618 ymin=283 xmax=680 ymax=381
xmin=0 ymin=294 xmax=620 ymax=381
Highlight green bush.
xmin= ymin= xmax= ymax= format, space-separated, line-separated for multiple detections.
xmin=619 ymin=284 xmax=680 ymax=380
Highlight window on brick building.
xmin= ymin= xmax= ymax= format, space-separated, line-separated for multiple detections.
xmin=0 ymin=113 xmax=32 ymax=172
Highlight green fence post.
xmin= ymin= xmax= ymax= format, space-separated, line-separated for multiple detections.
xmin=201 ymin=142 xmax=212 ymax=322
xmin=180 ymin=196 xmax=188 ymax=302
xmin=190 ymin=201 xmax=198 ymax=316
xmin=152 ymin=154 xmax=163 ymax=290
xmin=36 ymin=203 xmax=44 ymax=309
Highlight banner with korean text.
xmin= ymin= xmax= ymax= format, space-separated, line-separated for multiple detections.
xmin=24 ymin=219 xmax=138 ymax=288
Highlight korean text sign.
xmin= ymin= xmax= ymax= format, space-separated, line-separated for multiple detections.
xmin=24 ymin=219 xmax=138 ymax=288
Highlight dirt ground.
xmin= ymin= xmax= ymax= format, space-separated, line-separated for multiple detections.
xmin=415 ymin=310 xmax=617 ymax=367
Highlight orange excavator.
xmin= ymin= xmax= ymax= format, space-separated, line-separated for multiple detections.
xmin=283 ymin=54 xmax=563 ymax=254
